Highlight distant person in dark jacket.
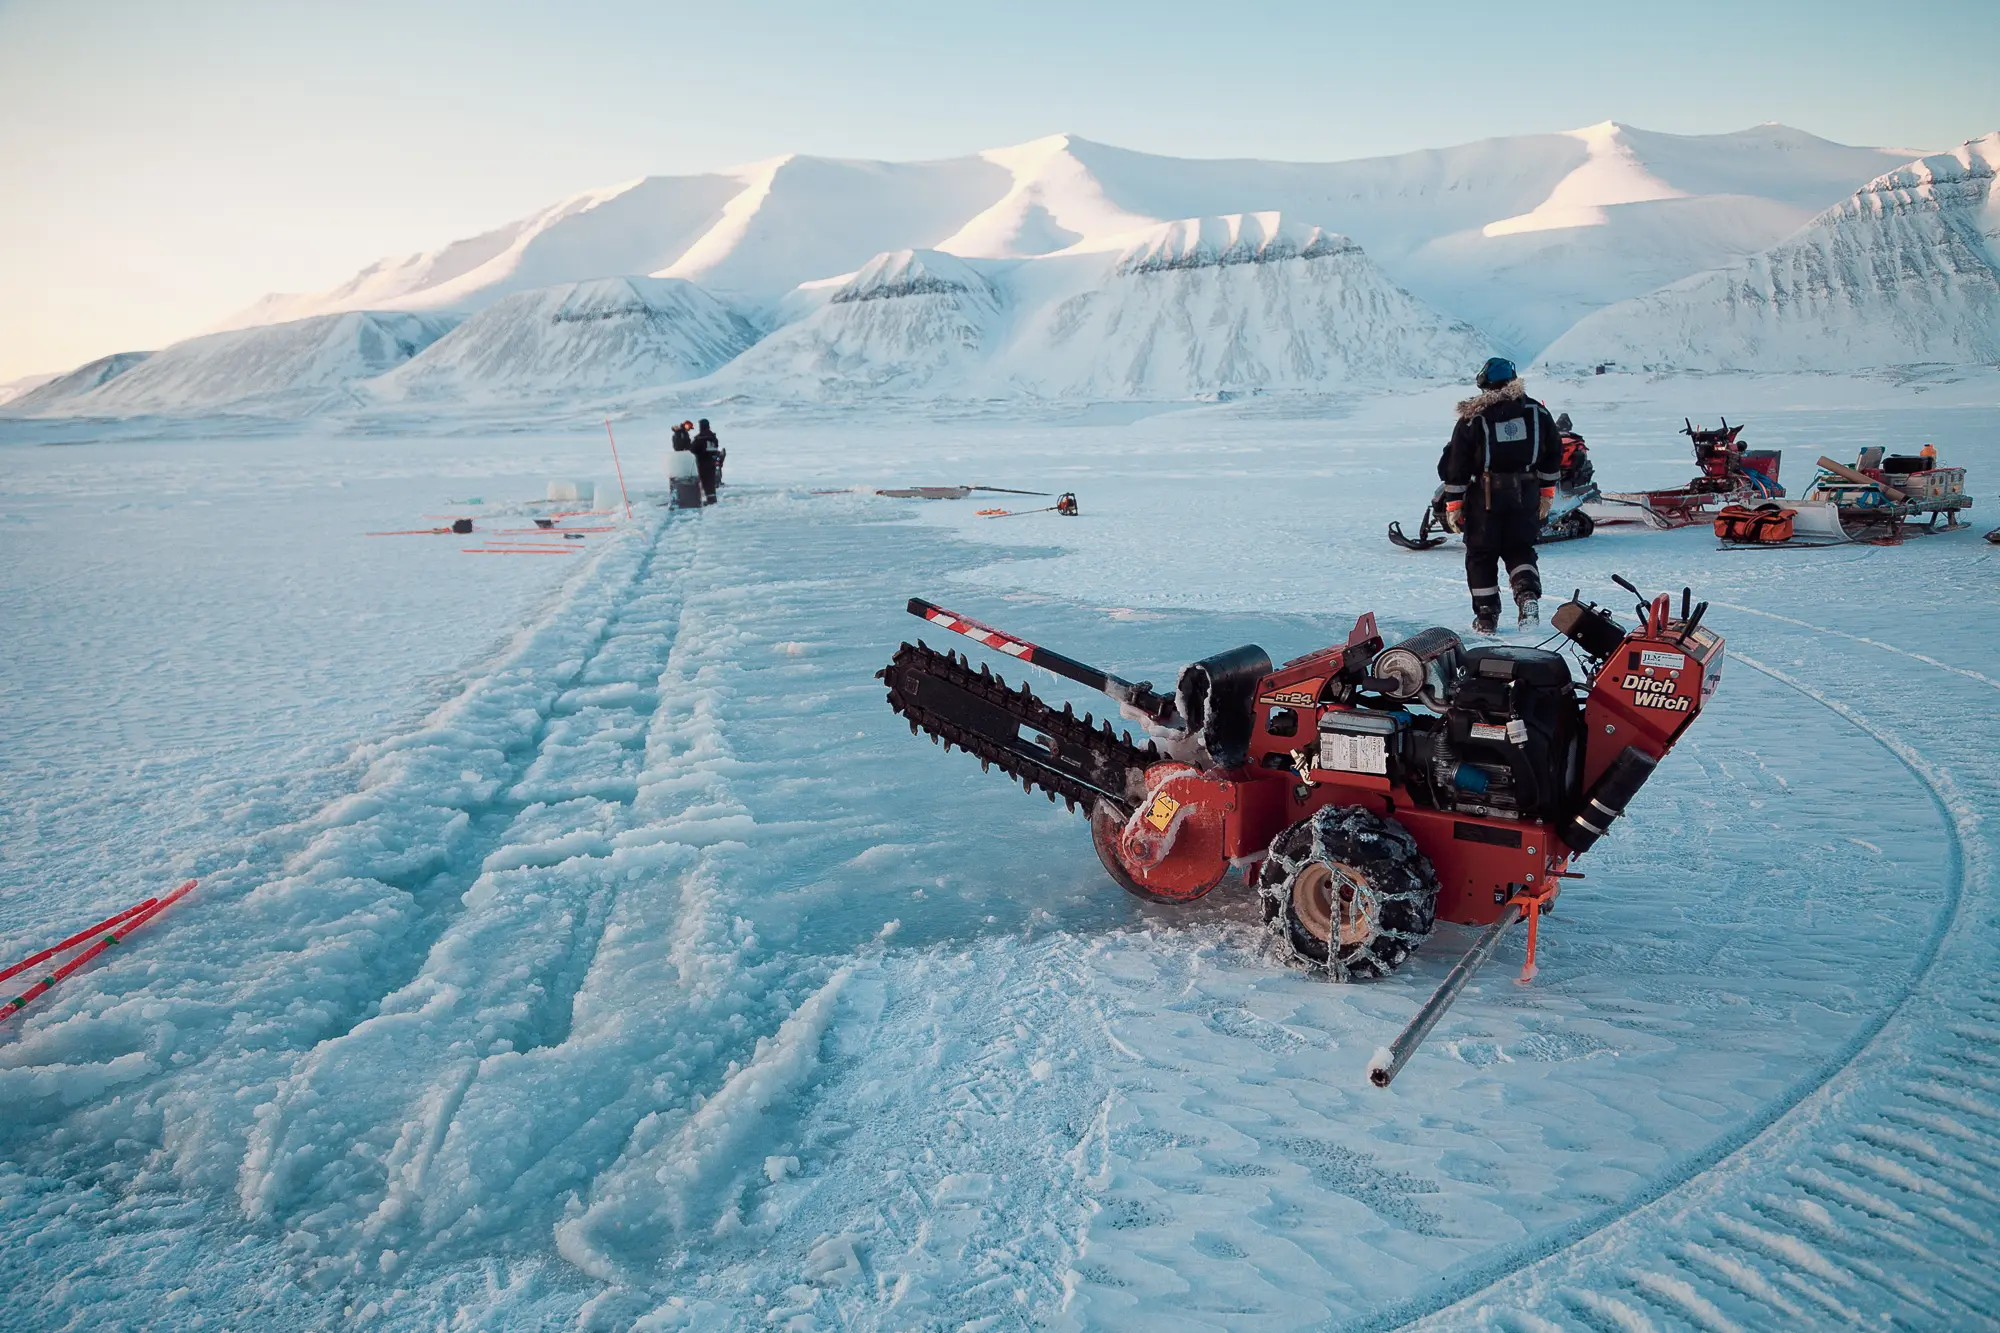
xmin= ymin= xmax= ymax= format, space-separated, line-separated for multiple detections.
xmin=674 ymin=420 xmax=718 ymax=503
xmin=670 ymin=420 xmax=710 ymax=505
xmin=693 ymin=418 xmax=723 ymax=491
xmin=1439 ymin=358 xmax=1563 ymax=634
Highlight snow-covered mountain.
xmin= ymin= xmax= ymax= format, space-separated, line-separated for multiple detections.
xmin=17 ymin=313 xmax=455 ymax=416
xmin=1541 ymin=134 xmax=2000 ymax=372
xmin=709 ymin=214 xmax=1491 ymax=399
xmin=222 ymin=155 xmax=1010 ymax=329
xmin=225 ymin=125 xmax=1908 ymax=361
xmin=23 ymin=122 xmax=1976 ymax=413
xmin=374 ymin=276 xmax=758 ymax=400
xmin=3 ymin=352 xmax=151 ymax=414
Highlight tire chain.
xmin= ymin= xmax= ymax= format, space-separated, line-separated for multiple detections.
xmin=1256 ymin=805 xmax=1438 ymax=981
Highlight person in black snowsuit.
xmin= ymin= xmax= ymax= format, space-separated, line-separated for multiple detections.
xmin=671 ymin=420 xmax=718 ymax=504
xmin=693 ymin=418 xmax=723 ymax=493
xmin=1439 ymin=358 xmax=1563 ymax=633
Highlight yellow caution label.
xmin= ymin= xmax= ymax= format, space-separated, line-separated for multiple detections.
xmin=1144 ymin=792 xmax=1181 ymax=832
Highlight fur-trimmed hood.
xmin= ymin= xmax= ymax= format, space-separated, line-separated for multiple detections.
xmin=1455 ymin=378 xmax=1527 ymax=421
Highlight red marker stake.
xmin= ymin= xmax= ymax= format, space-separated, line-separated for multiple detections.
xmin=604 ymin=419 xmax=634 ymax=522
xmin=3 ymin=879 xmax=195 ymax=1022
xmin=0 ymin=899 xmax=159 ymax=984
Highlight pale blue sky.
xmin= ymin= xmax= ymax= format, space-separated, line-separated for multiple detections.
xmin=3 ymin=0 xmax=1994 ymax=380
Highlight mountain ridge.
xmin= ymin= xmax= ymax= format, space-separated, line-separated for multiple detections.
xmin=220 ymin=123 xmax=1911 ymax=362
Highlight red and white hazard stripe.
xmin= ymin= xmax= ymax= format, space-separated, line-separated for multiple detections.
xmin=920 ymin=606 xmax=1034 ymax=659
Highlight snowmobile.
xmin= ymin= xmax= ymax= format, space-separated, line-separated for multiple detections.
xmin=1592 ymin=418 xmax=1783 ymax=530
xmin=880 ymin=582 xmax=1722 ymax=1077
xmin=1388 ymin=414 xmax=1599 ymax=551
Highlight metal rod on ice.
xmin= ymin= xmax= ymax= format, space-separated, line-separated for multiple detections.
xmin=1369 ymin=905 xmax=1522 ymax=1089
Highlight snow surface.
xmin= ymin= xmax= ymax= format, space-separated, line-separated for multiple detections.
xmin=4 ymin=370 xmax=1999 ymax=1329
xmin=1543 ymin=133 xmax=2000 ymax=372
xmin=9 ymin=312 xmax=458 ymax=417
xmin=1483 ymin=122 xmax=1692 ymax=236
xmin=374 ymin=277 xmax=759 ymax=401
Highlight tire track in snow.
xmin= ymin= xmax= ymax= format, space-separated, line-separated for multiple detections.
xmin=342 ymin=489 xmax=968 ymax=1285
xmin=0 ymin=500 xmax=708 ymax=1323
xmin=234 ymin=511 xmax=705 ymax=1271
xmin=1369 ymin=621 xmax=1993 ymax=1330
xmin=615 ymin=935 xmax=1120 ymax=1329
xmin=1712 ymin=600 xmax=2000 ymax=694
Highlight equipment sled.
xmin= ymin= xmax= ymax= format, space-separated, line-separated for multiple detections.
xmin=1591 ymin=417 xmax=1783 ymax=530
xmin=1796 ymin=450 xmax=1973 ymax=542
xmin=1715 ymin=450 xmax=1976 ymax=548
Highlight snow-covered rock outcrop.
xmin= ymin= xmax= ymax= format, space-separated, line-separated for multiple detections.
xmin=706 ymin=250 xmax=1002 ymax=396
xmin=1541 ymin=134 xmax=2000 ymax=371
xmin=375 ymin=276 xmax=758 ymax=399
xmin=3 ymin=351 xmax=151 ymax=415
xmin=709 ymin=216 xmax=1489 ymax=400
xmin=1004 ymin=214 xmax=1491 ymax=396
xmin=28 ymin=313 xmax=456 ymax=416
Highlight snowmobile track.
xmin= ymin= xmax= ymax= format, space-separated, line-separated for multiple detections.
xmin=1366 ymin=628 xmax=1991 ymax=1330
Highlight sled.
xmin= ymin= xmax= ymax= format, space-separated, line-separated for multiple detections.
xmin=1591 ymin=418 xmax=1785 ymax=530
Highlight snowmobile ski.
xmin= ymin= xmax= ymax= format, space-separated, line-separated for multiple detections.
xmin=1386 ymin=519 xmax=1448 ymax=551
xmin=878 ymin=641 xmax=1159 ymax=812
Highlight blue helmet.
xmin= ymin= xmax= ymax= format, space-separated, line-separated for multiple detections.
xmin=1475 ymin=357 xmax=1518 ymax=389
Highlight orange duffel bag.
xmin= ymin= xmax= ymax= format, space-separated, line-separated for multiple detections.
xmin=1715 ymin=503 xmax=1796 ymax=543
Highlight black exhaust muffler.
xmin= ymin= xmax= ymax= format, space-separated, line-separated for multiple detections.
xmin=1561 ymin=746 xmax=1657 ymax=852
